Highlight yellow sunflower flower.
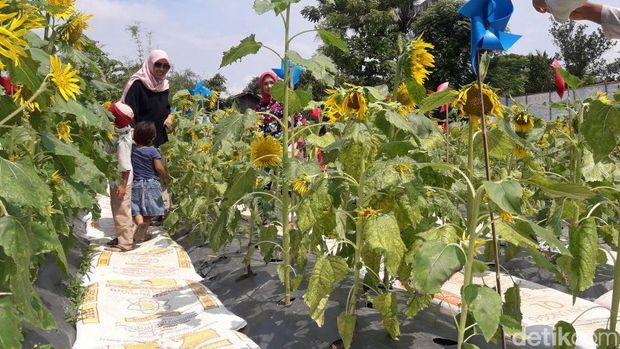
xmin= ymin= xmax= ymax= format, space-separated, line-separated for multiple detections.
xmin=47 ymin=202 xmax=55 ymax=216
xmin=230 ymin=150 xmax=241 ymax=161
xmin=453 ymin=83 xmax=503 ymax=127
xmin=56 ymin=121 xmax=72 ymax=143
xmin=198 ymin=142 xmax=211 ymax=153
xmin=408 ymin=35 xmax=435 ymax=85
xmin=342 ymin=87 xmax=368 ymax=121
xmin=64 ymin=13 xmax=92 ymax=49
xmin=356 ymin=207 xmax=379 ymax=223
xmin=0 ymin=1 xmax=42 ymax=67
xmin=250 ymin=135 xmax=282 ymax=168
xmin=208 ymin=90 xmax=219 ymax=110
xmin=460 ymin=231 xmax=486 ymax=256
xmin=106 ymin=131 xmax=114 ymax=141
xmin=292 ymin=178 xmax=309 ymax=196
xmin=12 ymin=84 xmax=40 ymax=112
xmin=396 ymin=163 xmax=412 ymax=174
xmin=191 ymin=130 xmax=200 ymax=142
xmin=50 ymin=170 xmax=63 ymax=190
xmin=499 ymin=211 xmax=514 ymax=223
xmin=513 ymin=109 xmax=535 ymax=133
xmin=49 ymin=55 xmax=80 ymax=101
xmin=593 ymin=91 xmax=612 ymax=105
xmin=101 ymin=101 xmax=112 ymax=109
xmin=47 ymin=0 xmax=75 ymax=20
xmin=512 ymin=145 xmax=528 ymax=159
xmin=396 ymin=83 xmax=416 ymax=116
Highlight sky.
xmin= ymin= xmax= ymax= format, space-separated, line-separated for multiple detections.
xmin=77 ymin=0 xmax=620 ymax=95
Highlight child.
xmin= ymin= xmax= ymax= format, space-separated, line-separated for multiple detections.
xmin=130 ymin=121 xmax=169 ymax=242
xmin=106 ymin=102 xmax=135 ymax=252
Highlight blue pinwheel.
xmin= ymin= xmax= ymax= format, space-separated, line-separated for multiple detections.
xmin=459 ymin=0 xmax=521 ymax=75
xmin=272 ymin=59 xmax=303 ymax=88
xmin=190 ymin=80 xmax=212 ymax=97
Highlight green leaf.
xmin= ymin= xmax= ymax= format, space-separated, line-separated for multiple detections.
xmin=317 ymin=29 xmax=349 ymax=53
xmin=405 ymin=294 xmax=433 ymax=319
xmin=384 ymin=110 xmax=416 ymax=134
xmin=31 ymin=222 xmax=67 ymax=273
xmin=473 ymin=128 xmax=515 ymax=159
xmin=304 ymin=256 xmax=349 ymax=327
xmin=483 ymin=180 xmax=522 ymax=214
xmin=366 ymin=85 xmax=389 ymax=101
xmin=51 ymin=99 xmax=107 ymax=129
xmin=7 ymin=53 xmax=43 ymax=92
xmin=478 ymin=52 xmax=491 ymax=82
xmin=520 ymin=220 xmax=571 ymax=256
xmin=59 ymin=179 xmax=95 ymax=209
xmin=40 ymin=134 xmax=106 ymax=192
xmin=337 ymin=312 xmax=356 ymax=349
xmin=306 ymin=132 xmax=336 ymax=148
xmin=0 ymin=298 xmax=23 ymax=349
xmin=557 ymin=68 xmax=582 ymax=90
xmin=527 ymin=174 xmax=593 ymax=200
xmin=495 ymin=221 xmax=538 ymax=249
xmin=418 ymin=89 xmax=457 ymax=114
xmin=553 ymin=320 xmax=576 ymax=349
xmin=288 ymin=51 xmax=336 ymax=86
xmin=253 ymin=0 xmax=300 ymax=15
xmin=258 ymin=225 xmax=278 ymax=263
xmin=372 ymin=293 xmax=400 ymax=339
xmin=0 ymin=159 xmax=51 ymax=216
xmin=364 ymin=214 xmax=406 ymax=275
xmin=212 ymin=109 xmax=258 ymax=151
xmin=220 ymin=35 xmax=262 ymax=68
xmin=271 ymin=81 xmax=312 ymax=114
xmin=405 ymin=79 xmax=426 ymax=104
xmin=581 ymin=101 xmax=620 ymax=162
xmin=564 ymin=218 xmax=598 ymax=294
xmin=594 ymin=328 xmax=619 ymax=349
xmin=223 ymin=168 xmax=256 ymax=205
xmin=297 ymin=180 xmax=332 ymax=232
xmin=503 ymin=285 xmax=523 ymax=329
xmin=463 ymin=285 xmax=502 ymax=341
xmin=411 ymin=240 xmax=465 ymax=293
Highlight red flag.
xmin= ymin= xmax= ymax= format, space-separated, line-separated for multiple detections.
xmin=551 ymin=59 xmax=568 ymax=99
xmin=0 ymin=72 xmax=16 ymax=95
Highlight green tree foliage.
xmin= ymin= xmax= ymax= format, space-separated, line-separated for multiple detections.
xmin=412 ymin=0 xmax=472 ymax=89
xmin=550 ymin=20 xmax=615 ymax=78
xmin=206 ymin=73 xmax=228 ymax=93
xmin=167 ymin=69 xmax=200 ymax=96
xmin=302 ymin=0 xmax=422 ymax=86
xmin=486 ymin=52 xmax=555 ymax=96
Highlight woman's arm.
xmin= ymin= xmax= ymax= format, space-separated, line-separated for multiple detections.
xmin=153 ymin=158 xmax=169 ymax=187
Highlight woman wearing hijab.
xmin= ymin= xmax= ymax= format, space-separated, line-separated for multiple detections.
xmin=255 ymin=71 xmax=307 ymax=138
xmin=121 ymin=49 xmax=173 ymax=147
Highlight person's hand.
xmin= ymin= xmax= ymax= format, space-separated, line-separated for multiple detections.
xmin=533 ymin=0 xmax=548 ymax=13
xmin=115 ymin=185 xmax=126 ymax=199
xmin=164 ymin=114 xmax=175 ymax=129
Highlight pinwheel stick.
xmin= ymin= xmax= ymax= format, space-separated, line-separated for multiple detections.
xmin=475 ymin=51 xmax=507 ymax=349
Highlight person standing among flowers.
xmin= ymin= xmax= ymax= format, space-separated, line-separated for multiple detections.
xmin=130 ymin=121 xmax=169 ymax=242
xmin=121 ymin=49 xmax=174 ymax=147
xmin=106 ymin=102 xmax=136 ymax=252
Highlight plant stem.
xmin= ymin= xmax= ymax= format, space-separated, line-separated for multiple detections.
xmin=457 ymin=188 xmax=482 ymax=349
xmin=0 ymin=79 xmax=49 ymax=127
xmin=348 ymin=157 xmax=366 ymax=315
xmin=475 ymin=62 xmax=506 ymax=349
xmin=280 ymin=5 xmax=292 ymax=305
xmin=610 ymin=223 xmax=620 ymax=333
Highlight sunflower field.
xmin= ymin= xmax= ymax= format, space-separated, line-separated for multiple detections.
xmin=2 ymin=0 xmax=620 ymax=349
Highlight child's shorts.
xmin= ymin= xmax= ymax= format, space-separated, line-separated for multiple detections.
xmin=131 ymin=179 xmax=165 ymax=217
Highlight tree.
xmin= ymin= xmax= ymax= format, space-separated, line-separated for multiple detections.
xmin=167 ymin=68 xmax=200 ymax=96
xmin=412 ymin=0 xmax=473 ymax=89
xmin=525 ymin=51 xmax=555 ymax=94
xmin=302 ymin=0 xmax=424 ymax=86
xmin=549 ymin=19 xmax=615 ymax=78
xmin=205 ymin=73 xmax=228 ymax=93
xmin=486 ymin=53 xmax=529 ymax=96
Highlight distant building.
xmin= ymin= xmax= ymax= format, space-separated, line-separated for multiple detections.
xmin=228 ymin=91 xmax=260 ymax=112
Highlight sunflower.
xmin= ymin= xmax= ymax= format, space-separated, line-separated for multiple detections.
xmin=101 ymin=101 xmax=112 ymax=109
xmin=342 ymin=87 xmax=368 ymax=121
xmin=56 ymin=121 xmax=72 ymax=143
xmin=460 ymin=231 xmax=486 ymax=256
xmin=50 ymin=170 xmax=63 ymax=190
xmin=250 ymin=135 xmax=282 ymax=168
xmin=0 ymin=1 xmax=42 ymax=67
xmin=396 ymin=163 xmax=412 ymax=174
xmin=292 ymin=178 xmax=309 ymax=196
xmin=356 ymin=207 xmax=378 ymax=223
xmin=191 ymin=130 xmax=200 ymax=142
xmin=47 ymin=0 xmax=75 ymax=20
xmin=408 ymin=35 xmax=435 ymax=85
xmin=512 ymin=145 xmax=528 ymax=159
xmin=47 ymin=203 xmax=55 ymax=216
xmin=64 ymin=13 xmax=92 ymax=49
xmin=593 ymin=91 xmax=612 ymax=105
xmin=512 ymin=106 xmax=535 ymax=133
xmin=396 ymin=83 xmax=416 ymax=116
xmin=208 ymin=90 xmax=219 ymax=110
xmin=198 ymin=142 xmax=211 ymax=153
xmin=499 ymin=211 xmax=514 ymax=223
xmin=49 ymin=55 xmax=80 ymax=101
xmin=453 ymin=83 xmax=503 ymax=127
xmin=106 ymin=131 xmax=114 ymax=141
xmin=12 ymin=84 xmax=40 ymax=112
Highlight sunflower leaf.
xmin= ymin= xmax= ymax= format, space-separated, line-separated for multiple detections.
xmin=411 ymin=240 xmax=465 ymax=293
xmin=463 ymin=285 xmax=502 ymax=341
xmin=418 ymin=89 xmax=457 ymax=115
xmin=317 ymin=29 xmax=349 ymax=54
xmin=581 ymin=100 xmax=620 ymax=162
xmin=304 ymin=255 xmax=349 ymax=327
xmin=553 ymin=321 xmax=577 ymax=349
xmin=0 ymin=159 xmax=51 ymax=216
xmin=337 ymin=312 xmax=356 ymax=349
xmin=364 ymin=214 xmax=406 ymax=275
xmin=372 ymin=293 xmax=400 ymax=339
xmin=288 ymin=51 xmax=336 ymax=86
xmin=526 ymin=174 xmax=593 ymax=200
xmin=483 ymin=180 xmax=522 ymax=214
xmin=220 ymin=35 xmax=262 ymax=68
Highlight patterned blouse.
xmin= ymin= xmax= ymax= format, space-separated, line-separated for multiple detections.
xmin=255 ymin=97 xmax=307 ymax=138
